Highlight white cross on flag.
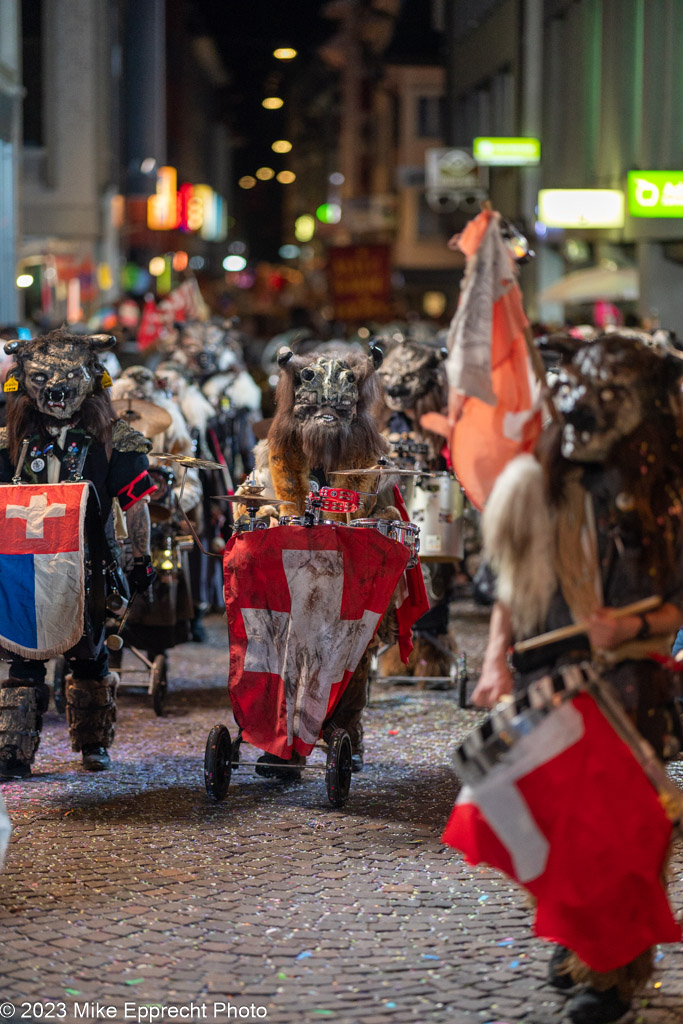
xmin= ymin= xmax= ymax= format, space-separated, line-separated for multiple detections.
xmin=0 ymin=483 xmax=89 ymax=658
xmin=224 ymin=524 xmax=411 ymax=758
xmin=443 ymin=693 xmax=681 ymax=972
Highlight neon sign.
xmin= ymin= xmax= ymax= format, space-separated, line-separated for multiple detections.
xmin=627 ymin=171 xmax=683 ymax=218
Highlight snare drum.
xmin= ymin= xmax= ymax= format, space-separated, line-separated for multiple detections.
xmin=350 ymin=518 xmax=420 ymax=568
xmin=406 ymin=472 xmax=464 ymax=562
xmin=278 ymin=515 xmax=336 ymax=527
xmin=148 ymin=465 xmax=175 ymax=523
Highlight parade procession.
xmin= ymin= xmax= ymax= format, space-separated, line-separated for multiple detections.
xmin=0 ymin=3 xmax=683 ymax=1024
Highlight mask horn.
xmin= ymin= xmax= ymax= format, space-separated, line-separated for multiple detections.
xmin=369 ymin=342 xmax=384 ymax=370
xmin=89 ymin=334 xmax=117 ymax=352
xmin=3 ymin=340 xmax=24 ymax=355
xmin=277 ymin=347 xmax=294 ymax=367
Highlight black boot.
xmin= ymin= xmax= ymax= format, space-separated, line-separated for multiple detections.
xmin=190 ymin=604 xmax=208 ymax=643
xmin=567 ymin=986 xmax=630 ymax=1024
xmin=66 ymin=673 xmax=118 ymax=770
xmin=255 ymin=752 xmax=304 ymax=781
xmin=548 ymin=944 xmax=575 ymax=991
xmin=81 ymin=745 xmax=111 ymax=771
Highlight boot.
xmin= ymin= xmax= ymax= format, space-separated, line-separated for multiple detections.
xmin=255 ymin=751 xmax=305 ymax=781
xmin=567 ymin=986 xmax=630 ymax=1024
xmin=548 ymin=944 xmax=575 ymax=991
xmin=65 ymin=673 xmax=118 ymax=770
xmin=0 ymin=683 xmax=48 ymax=780
xmin=190 ymin=603 xmax=208 ymax=643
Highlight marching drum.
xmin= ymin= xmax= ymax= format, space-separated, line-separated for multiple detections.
xmin=350 ymin=518 xmax=420 ymax=568
xmin=147 ymin=465 xmax=176 ymax=523
xmin=405 ymin=472 xmax=464 ymax=562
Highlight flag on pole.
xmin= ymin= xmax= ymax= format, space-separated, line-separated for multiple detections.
xmin=443 ymin=693 xmax=681 ymax=972
xmin=392 ymin=484 xmax=430 ymax=661
xmin=445 ymin=209 xmax=542 ymax=510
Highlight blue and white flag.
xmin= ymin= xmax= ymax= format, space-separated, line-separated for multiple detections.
xmin=0 ymin=482 xmax=89 ymax=658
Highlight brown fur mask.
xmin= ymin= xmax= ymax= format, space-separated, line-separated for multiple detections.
xmin=4 ymin=329 xmax=117 ymax=462
xmin=377 ymin=341 xmax=448 ymax=458
xmin=269 ymin=346 xmax=389 ymax=474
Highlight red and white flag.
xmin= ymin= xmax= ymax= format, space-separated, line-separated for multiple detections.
xmin=445 ymin=209 xmax=542 ymax=510
xmin=0 ymin=483 xmax=89 ymax=658
xmin=443 ymin=693 xmax=681 ymax=972
xmin=224 ymin=524 xmax=409 ymax=758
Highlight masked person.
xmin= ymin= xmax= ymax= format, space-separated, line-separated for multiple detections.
xmin=0 ymin=329 xmax=155 ymax=777
xmin=472 ymin=332 xmax=683 ymax=1024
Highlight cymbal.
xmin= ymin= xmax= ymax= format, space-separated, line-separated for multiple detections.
xmin=151 ymin=451 xmax=225 ymax=471
xmin=330 ymin=465 xmax=435 ymax=478
xmin=113 ymin=398 xmax=172 ymax=437
xmin=212 ymin=494 xmax=296 ymax=508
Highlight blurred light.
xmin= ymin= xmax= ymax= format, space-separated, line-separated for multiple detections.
xmin=16 ymin=274 xmax=33 ymax=288
xmin=235 ymin=270 xmax=256 ymax=289
xmin=357 ymin=327 xmax=370 ymax=339
xmin=538 ymin=189 xmax=624 ymax=229
xmin=473 ymin=136 xmax=541 ymax=166
xmin=256 ymin=166 xmax=275 ymax=181
xmin=66 ymin=278 xmax=82 ymax=323
xmin=279 ymin=244 xmax=300 ymax=259
xmin=172 ymin=250 xmax=189 ymax=272
xmin=300 ymin=245 xmax=315 ymax=261
xmin=223 ymin=255 xmax=247 ymax=272
xmin=189 ymin=255 xmax=205 ymax=270
xmin=149 ymin=257 xmax=166 ymax=277
xmin=329 ymin=172 xmax=344 ymax=186
xmin=272 ymin=139 xmax=292 ymax=154
xmin=423 ymin=291 xmax=447 ymax=318
xmin=294 ymin=215 xmax=315 ymax=242
xmin=273 ymin=47 xmax=297 ymax=60
xmin=140 ymin=157 xmax=157 ymax=174
xmin=43 ymin=266 xmax=57 ymax=281
xmin=147 ymin=166 xmax=180 ymax=230
xmin=110 ymin=193 xmax=124 ymax=228
xmin=97 ymin=263 xmax=113 ymax=291
xmin=277 ymin=170 xmax=296 ymax=184
xmin=316 ymin=202 xmax=341 ymax=224
xmin=228 ymin=241 xmax=247 ymax=255
xmin=262 ymin=97 xmax=284 ymax=110
xmin=238 ymin=176 xmax=257 ymax=190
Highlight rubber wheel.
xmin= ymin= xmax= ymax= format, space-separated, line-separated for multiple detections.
xmin=457 ymin=653 xmax=469 ymax=709
xmin=53 ymin=656 xmax=67 ymax=714
xmin=150 ymin=654 xmax=167 ymax=716
xmin=204 ymin=724 xmax=232 ymax=801
xmin=325 ymin=728 xmax=353 ymax=808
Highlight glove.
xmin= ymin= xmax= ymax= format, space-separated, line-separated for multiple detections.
xmin=129 ymin=556 xmax=157 ymax=593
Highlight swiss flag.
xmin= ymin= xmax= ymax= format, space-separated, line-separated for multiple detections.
xmin=443 ymin=693 xmax=681 ymax=972
xmin=224 ymin=524 xmax=409 ymax=758
xmin=136 ymin=297 xmax=165 ymax=350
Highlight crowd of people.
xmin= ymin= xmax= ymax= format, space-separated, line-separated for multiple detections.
xmin=0 ymin=271 xmax=682 ymax=1023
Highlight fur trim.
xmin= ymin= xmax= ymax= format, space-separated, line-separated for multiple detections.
xmin=112 ymin=418 xmax=152 ymax=453
xmin=482 ymin=454 xmax=556 ymax=637
xmin=566 ymin=947 xmax=654 ymax=1000
xmin=0 ymin=426 xmax=7 ymax=451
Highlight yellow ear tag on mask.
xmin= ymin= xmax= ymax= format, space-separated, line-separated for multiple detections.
xmin=101 ymin=371 xmax=113 ymax=389
xmin=3 ymin=376 xmax=18 ymax=392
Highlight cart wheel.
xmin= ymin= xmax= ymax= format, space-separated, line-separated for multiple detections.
xmin=53 ymin=656 xmax=67 ymax=714
xmin=204 ymin=724 xmax=232 ymax=801
xmin=325 ymin=728 xmax=353 ymax=808
xmin=150 ymin=654 xmax=167 ymax=716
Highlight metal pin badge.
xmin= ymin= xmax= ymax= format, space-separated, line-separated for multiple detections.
xmin=30 ymin=458 xmax=45 ymax=473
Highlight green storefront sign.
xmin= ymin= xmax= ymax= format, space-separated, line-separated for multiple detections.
xmin=473 ymin=137 xmax=541 ymax=166
xmin=627 ymin=170 xmax=683 ymax=217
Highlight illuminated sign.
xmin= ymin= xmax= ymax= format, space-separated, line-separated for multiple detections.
xmin=147 ymin=171 xmax=227 ymax=240
xmin=627 ymin=171 xmax=683 ymax=218
xmin=147 ymin=166 xmax=181 ymax=231
xmin=473 ymin=137 xmax=541 ymax=166
xmin=538 ymin=189 xmax=625 ymax=228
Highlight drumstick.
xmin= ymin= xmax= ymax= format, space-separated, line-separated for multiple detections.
xmin=513 ymin=595 xmax=662 ymax=653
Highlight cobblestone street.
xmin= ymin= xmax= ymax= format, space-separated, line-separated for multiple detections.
xmin=0 ymin=598 xmax=681 ymax=1024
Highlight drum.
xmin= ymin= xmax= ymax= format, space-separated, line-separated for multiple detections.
xmin=350 ymin=518 xmax=420 ymax=568
xmin=278 ymin=515 xmax=336 ymax=527
xmin=148 ymin=465 xmax=176 ymax=523
xmin=406 ymin=472 xmax=464 ymax=562
xmin=453 ymin=662 xmax=591 ymax=785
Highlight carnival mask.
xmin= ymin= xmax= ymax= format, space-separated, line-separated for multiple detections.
xmin=553 ymin=335 xmax=682 ymax=462
xmin=378 ymin=342 xmax=447 ymax=412
xmin=4 ymin=329 xmax=115 ymax=421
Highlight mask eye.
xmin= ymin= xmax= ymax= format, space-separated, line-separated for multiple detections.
xmin=600 ymin=388 xmax=615 ymax=402
xmin=301 ymin=368 xmax=316 ymax=382
xmin=67 ymin=372 xmax=75 ymax=379
xmin=344 ymin=371 xmax=355 ymax=383
xmin=557 ymin=383 xmax=572 ymax=397
xmin=32 ymin=373 xmax=47 ymax=384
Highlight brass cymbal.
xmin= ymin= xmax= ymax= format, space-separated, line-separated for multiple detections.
xmin=330 ymin=465 xmax=435 ymax=478
xmin=113 ymin=398 xmax=172 ymax=437
xmin=151 ymin=451 xmax=225 ymax=471
xmin=212 ymin=494 xmax=296 ymax=508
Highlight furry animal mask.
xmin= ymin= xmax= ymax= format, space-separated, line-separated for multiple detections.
xmin=550 ymin=333 xmax=683 ymax=462
xmin=4 ymin=328 xmax=115 ymax=421
xmin=378 ymin=341 xmax=448 ymax=413
xmin=269 ymin=345 xmax=387 ymax=475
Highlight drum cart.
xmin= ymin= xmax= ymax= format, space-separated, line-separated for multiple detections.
xmin=367 ymin=645 xmax=469 ymax=706
xmin=201 ymin=479 xmax=418 ymax=808
xmin=204 ymin=722 xmax=355 ymax=808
